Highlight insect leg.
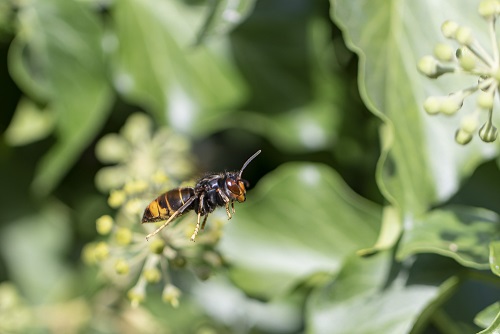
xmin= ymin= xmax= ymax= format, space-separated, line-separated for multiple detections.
xmin=200 ymin=214 xmax=208 ymax=231
xmin=145 ymin=196 xmax=196 ymax=241
xmin=231 ymin=201 xmax=235 ymax=214
xmin=216 ymin=188 xmax=232 ymax=219
xmin=191 ymin=193 xmax=205 ymax=241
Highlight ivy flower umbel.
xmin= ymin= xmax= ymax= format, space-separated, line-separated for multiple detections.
xmin=418 ymin=0 xmax=500 ymax=145
xmin=84 ymin=113 xmax=225 ymax=308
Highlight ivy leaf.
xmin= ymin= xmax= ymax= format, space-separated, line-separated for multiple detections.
xmin=111 ymin=0 xmax=245 ymax=133
xmin=195 ymin=0 xmax=256 ymax=45
xmin=219 ymin=162 xmax=381 ymax=298
xmin=475 ymin=302 xmax=500 ymax=331
xmin=8 ymin=0 xmax=113 ymax=195
xmin=490 ymin=241 xmax=500 ymax=277
xmin=397 ymin=206 xmax=500 ymax=269
xmin=330 ymin=0 xmax=499 ymax=217
xmin=306 ymin=252 xmax=460 ymax=334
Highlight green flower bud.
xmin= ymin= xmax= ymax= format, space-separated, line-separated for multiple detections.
xmin=434 ymin=43 xmax=454 ymax=61
xmin=94 ymin=242 xmax=110 ymax=261
xmin=96 ymin=215 xmax=114 ymax=235
xmin=441 ymin=95 xmax=463 ymax=115
xmin=143 ymin=268 xmax=161 ymax=283
xmin=455 ymin=129 xmax=473 ymax=145
xmin=458 ymin=54 xmax=476 ymax=71
xmin=477 ymin=91 xmax=494 ymax=109
xmin=149 ymin=239 xmax=165 ymax=254
xmin=456 ymin=26 xmax=474 ymax=45
xmin=162 ymin=284 xmax=181 ymax=308
xmin=82 ymin=243 xmax=98 ymax=265
xmin=115 ymin=227 xmax=133 ymax=245
xmin=123 ymin=180 xmax=149 ymax=194
xmin=417 ymin=56 xmax=440 ymax=78
xmin=479 ymin=121 xmax=499 ymax=142
xmin=478 ymin=0 xmax=500 ymax=19
xmin=114 ymin=259 xmax=130 ymax=275
xmin=441 ymin=20 xmax=459 ymax=38
xmin=423 ymin=96 xmax=441 ymax=115
xmin=95 ymin=134 xmax=129 ymax=164
xmin=108 ymin=190 xmax=126 ymax=208
xmin=128 ymin=287 xmax=145 ymax=307
xmin=460 ymin=114 xmax=479 ymax=133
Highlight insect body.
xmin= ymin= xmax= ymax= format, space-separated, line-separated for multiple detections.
xmin=142 ymin=150 xmax=261 ymax=241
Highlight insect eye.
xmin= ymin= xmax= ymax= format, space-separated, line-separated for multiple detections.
xmin=226 ymin=178 xmax=242 ymax=195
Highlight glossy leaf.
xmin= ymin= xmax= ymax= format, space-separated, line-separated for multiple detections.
xmin=8 ymin=0 xmax=113 ymax=195
xmin=219 ymin=162 xmax=382 ymax=298
xmin=490 ymin=241 xmax=500 ymax=277
xmin=331 ymin=0 xmax=499 ymax=217
xmin=475 ymin=302 xmax=500 ymax=330
xmin=477 ymin=309 xmax=500 ymax=334
xmin=111 ymin=0 xmax=245 ymax=133
xmin=306 ymin=252 xmax=459 ymax=334
xmin=195 ymin=0 xmax=256 ymax=45
xmin=397 ymin=206 xmax=500 ymax=269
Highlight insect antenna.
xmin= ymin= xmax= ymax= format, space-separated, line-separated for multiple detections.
xmin=238 ymin=150 xmax=261 ymax=178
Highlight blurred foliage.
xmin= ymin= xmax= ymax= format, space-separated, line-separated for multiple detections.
xmin=0 ymin=0 xmax=499 ymax=333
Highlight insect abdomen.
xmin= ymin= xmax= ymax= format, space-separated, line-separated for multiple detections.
xmin=142 ymin=187 xmax=195 ymax=223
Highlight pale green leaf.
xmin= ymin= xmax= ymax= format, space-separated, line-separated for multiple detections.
xmin=477 ymin=309 xmax=500 ymax=334
xmin=331 ymin=0 xmax=499 ymax=216
xmin=490 ymin=241 xmax=500 ymax=276
xmin=476 ymin=302 xmax=500 ymax=330
xmin=4 ymin=98 xmax=55 ymax=146
xmin=397 ymin=206 xmax=500 ymax=269
xmin=9 ymin=0 xmax=113 ymax=194
xmin=219 ymin=162 xmax=382 ymax=298
xmin=195 ymin=0 xmax=256 ymax=45
xmin=306 ymin=252 xmax=460 ymax=334
xmin=111 ymin=0 xmax=245 ymax=133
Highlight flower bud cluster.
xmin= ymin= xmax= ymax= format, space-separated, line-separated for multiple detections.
xmin=418 ymin=0 xmax=500 ymax=144
xmin=83 ymin=113 xmax=225 ymax=308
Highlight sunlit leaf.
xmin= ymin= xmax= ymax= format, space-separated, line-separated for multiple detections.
xmin=331 ymin=0 xmax=499 ymax=216
xmin=195 ymin=0 xmax=256 ymax=45
xmin=219 ymin=162 xmax=382 ymax=298
xmin=4 ymin=98 xmax=55 ymax=146
xmin=490 ymin=241 xmax=500 ymax=277
xmin=477 ymin=308 xmax=500 ymax=334
xmin=397 ymin=206 xmax=500 ymax=269
xmin=475 ymin=302 xmax=500 ymax=330
xmin=306 ymin=252 xmax=460 ymax=334
xmin=0 ymin=201 xmax=73 ymax=303
xmin=111 ymin=0 xmax=245 ymax=133
xmin=8 ymin=0 xmax=113 ymax=195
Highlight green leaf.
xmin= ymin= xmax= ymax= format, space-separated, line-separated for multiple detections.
xmin=0 ymin=201 xmax=73 ymax=303
xmin=306 ymin=252 xmax=460 ymax=334
xmin=490 ymin=241 xmax=500 ymax=277
xmin=195 ymin=0 xmax=256 ymax=45
xmin=477 ymin=308 xmax=500 ymax=334
xmin=4 ymin=98 xmax=55 ymax=146
xmin=111 ymin=0 xmax=244 ymax=132
xmin=475 ymin=302 xmax=500 ymax=330
xmin=398 ymin=206 xmax=500 ymax=269
xmin=9 ymin=0 xmax=113 ymax=195
xmin=219 ymin=162 xmax=382 ymax=298
xmin=330 ymin=0 xmax=499 ymax=216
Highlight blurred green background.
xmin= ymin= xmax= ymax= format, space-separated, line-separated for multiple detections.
xmin=0 ymin=0 xmax=499 ymax=333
